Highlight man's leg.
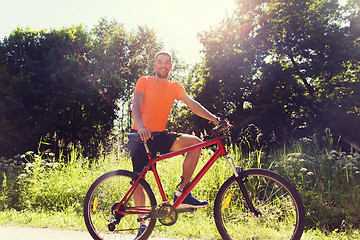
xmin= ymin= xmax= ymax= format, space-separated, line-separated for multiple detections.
xmin=170 ymin=134 xmax=202 ymax=190
xmin=133 ymin=186 xmax=145 ymax=209
xmin=128 ymin=138 xmax=148 ymax=224
xmin=170 ymin=134 xmax=208 ymax=208
xmin=133 ymin=185 xmax=147 ymax=240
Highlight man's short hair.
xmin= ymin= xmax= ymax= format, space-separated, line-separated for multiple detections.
xmin=155 ymin=51 xmax=172 ymax=62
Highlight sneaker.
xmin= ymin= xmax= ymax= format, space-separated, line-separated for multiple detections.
xmin=173 ymin=192 xmax=209 ymax=209
xmin=134 ymin=223 xmax=147 ymax=240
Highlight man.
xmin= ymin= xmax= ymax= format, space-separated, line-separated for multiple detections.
xmin=129 ymin=51 xmax=219 ymax=239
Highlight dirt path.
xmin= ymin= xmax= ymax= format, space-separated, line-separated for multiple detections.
xmin=0 ymin=225 xmax=197 ymax=240
xmin=0 ymin=225 xmax=93 ymax=240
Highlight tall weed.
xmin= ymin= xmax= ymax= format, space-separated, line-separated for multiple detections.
xmin=1 ymin=136 xmax=359 ymax=236
xmin=273 ymin=141 xmax=360 ymax=231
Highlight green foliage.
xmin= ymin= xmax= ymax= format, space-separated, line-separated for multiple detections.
xmin=0 ymin=145 xmax=126 ymax=212
xmin=0 ymin=140 xmax=360 ymax=237
xmin=0 ymin=19 xmax=166 ymax=158
xmin=273 ymin=143 xmax=360 ymax=231
xmin=194 ymin=0 xmax=360 ymax=147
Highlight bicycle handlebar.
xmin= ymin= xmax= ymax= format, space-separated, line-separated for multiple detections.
xmin=211 ymin=118 xmax=233 ymax=135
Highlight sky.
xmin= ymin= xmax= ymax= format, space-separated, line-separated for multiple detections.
xmin=0 ymin=0 xmax=237 ymax=64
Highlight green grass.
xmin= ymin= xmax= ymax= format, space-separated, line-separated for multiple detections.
xmin=1 ymin=209 xmax=359 ymax=239
xmin=0 ymin=208 xmax=84 ymax=231
xmin=1 ymin=140 xmax=360 ymax=239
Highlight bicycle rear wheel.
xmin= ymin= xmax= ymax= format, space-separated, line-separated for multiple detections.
xmin=84 ymin=170 xmax=157 ymax=240
xmin=214 ymin=168 xmax=305 ymax=240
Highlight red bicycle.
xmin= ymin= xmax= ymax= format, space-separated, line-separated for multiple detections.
xmin=84 ymin=119 xmax=305 ymax=240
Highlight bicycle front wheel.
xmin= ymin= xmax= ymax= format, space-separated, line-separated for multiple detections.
xmin=214 ymin=168 xmax=305 ymax=240
xmin=84 ymin=170 xmax=157 ymax=240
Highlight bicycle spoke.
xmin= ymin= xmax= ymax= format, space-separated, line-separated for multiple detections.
xmin=214 ymin=169 xmax=304 ymax=240
xmin=84 ymin=170 xmax=157 ymax=240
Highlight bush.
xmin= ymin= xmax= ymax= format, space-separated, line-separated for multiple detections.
xmin=0 ymin=148 xmax=121 ymax=213
xmin=273 ymin=145 xmax=360 ymax=231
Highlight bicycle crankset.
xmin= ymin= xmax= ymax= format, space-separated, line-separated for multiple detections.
xmin=156 ymin=203 xmax=178 ymax=226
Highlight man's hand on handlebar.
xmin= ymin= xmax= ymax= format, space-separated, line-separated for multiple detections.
xmin=211 ymin=117 xmax=233 ymax=135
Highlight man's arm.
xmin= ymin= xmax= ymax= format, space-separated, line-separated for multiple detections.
xmin=132 ymin=90 xmax=152 ymax=141
xmin=180 ymin=93 xmax=220 ymax=125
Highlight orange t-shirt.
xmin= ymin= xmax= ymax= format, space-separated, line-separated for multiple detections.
xmin=132 ymin=76 xmax=186 ymax=131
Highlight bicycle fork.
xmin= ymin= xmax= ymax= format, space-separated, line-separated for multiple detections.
xmin=223 ymin=154 xmax=261 ymax=217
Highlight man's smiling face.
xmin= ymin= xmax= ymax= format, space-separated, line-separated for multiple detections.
xmin=154 ymin=54 xmax=172 ymax=79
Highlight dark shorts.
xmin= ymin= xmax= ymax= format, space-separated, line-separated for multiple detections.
xmin=128 ymin=130 xmax=181 ymax=173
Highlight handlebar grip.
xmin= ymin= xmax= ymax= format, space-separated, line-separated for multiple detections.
xmin=211 ymin=118 xmax=232 ymax=135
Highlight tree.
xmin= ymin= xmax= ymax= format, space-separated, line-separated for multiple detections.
xmin=0 ymin=26 xmax=113 ymax=157
xmin=196 ymin=0 xmax=360 ymax=145
xmin=85 ymin=19 xmax=163 ymax=135
xmin=0 ymin=19 xmax=167 ymax=158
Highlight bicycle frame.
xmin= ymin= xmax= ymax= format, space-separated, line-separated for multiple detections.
xmin=117 ymin=135 xmax=236 ymax=214
xmin=84 ymin=121 xmax=305 ymax=240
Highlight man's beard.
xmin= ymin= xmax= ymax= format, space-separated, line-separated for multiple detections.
xmin=156 ymin=70 xmax=169 ymax=78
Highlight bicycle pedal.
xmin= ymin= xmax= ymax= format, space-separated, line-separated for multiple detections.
xmin=137 ymin=214 xmax=150 ymax=222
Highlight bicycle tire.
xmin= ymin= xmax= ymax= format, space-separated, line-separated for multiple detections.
xmin=214 ymin=168 xmax=305 ymax=240
xmin=84 ymin=170 xmax=157 ymax=240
